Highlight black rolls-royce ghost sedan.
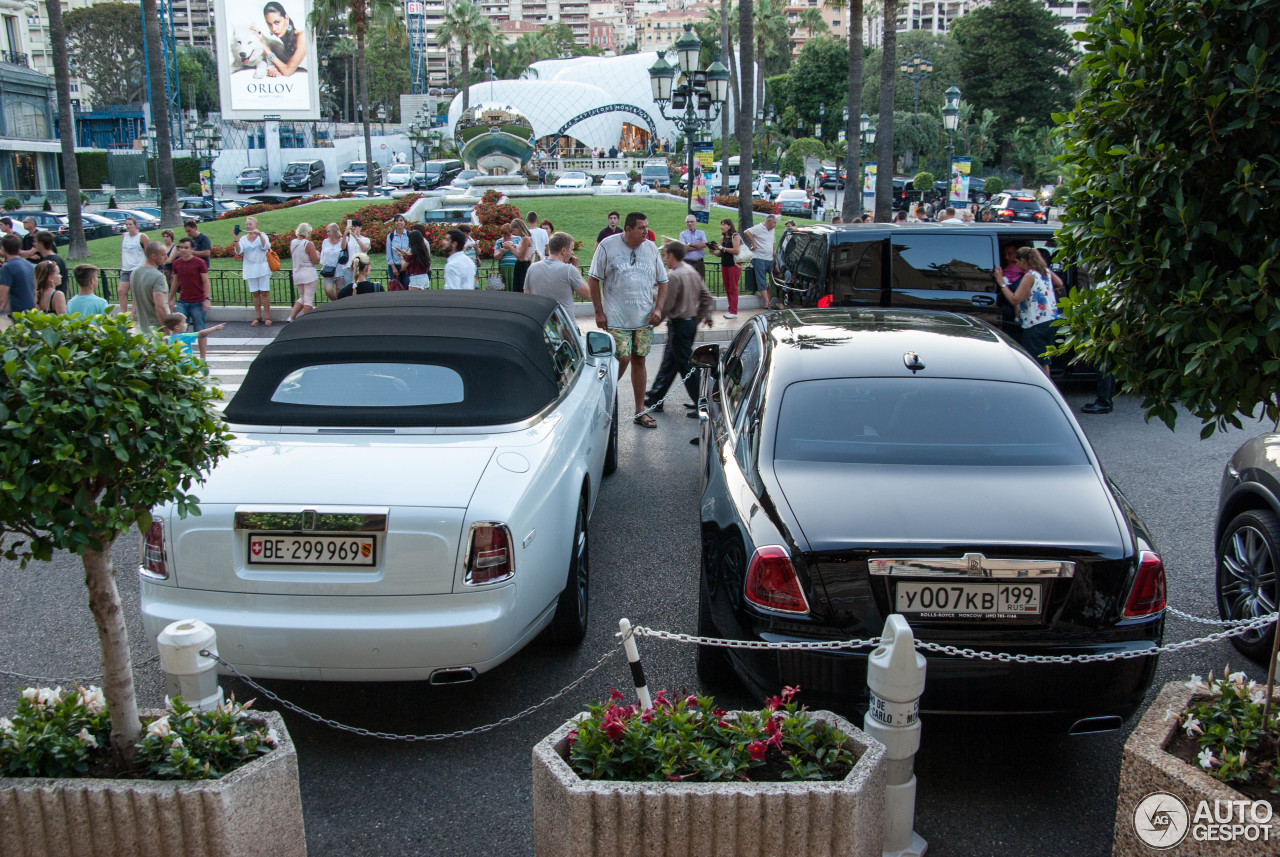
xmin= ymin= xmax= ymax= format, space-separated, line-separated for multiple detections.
xmin=692 ymin=309 xmax=1166 ymax=732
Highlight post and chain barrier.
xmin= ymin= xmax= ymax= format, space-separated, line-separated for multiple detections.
xmin=0 ymin=653 xmax=160 ymax=687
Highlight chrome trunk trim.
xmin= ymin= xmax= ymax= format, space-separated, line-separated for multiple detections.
xmin=233 ymin=507 xmax=390 ymax=533
xmin=868 ymin=553 xmax=1075 ymax=579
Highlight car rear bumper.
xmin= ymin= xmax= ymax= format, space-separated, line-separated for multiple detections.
xmin=140 ymin=580 xmax=541 ymax=681
xmin=724 ymin=628 xmax=1160 ymax=729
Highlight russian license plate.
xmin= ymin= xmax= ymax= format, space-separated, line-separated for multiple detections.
xmin=248 ymin=534 xmax=376 ymax=567
xmin=895 ymin=582 xmax=1041 ymax=619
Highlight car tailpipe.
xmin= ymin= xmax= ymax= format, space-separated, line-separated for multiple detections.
xmin=1068 ymin=716 xmax=1122 ymax=735
xmin=428 ymin=667 xmax=478 ymax=686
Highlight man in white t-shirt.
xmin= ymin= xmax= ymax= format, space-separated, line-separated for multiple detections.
xmin=442 ymin=229 xmax=476 ymax=290
xmin=939 ymin=207 xmax=964 ymax=224
xmin=742 ymin=214 xmax=777 ymax=297
xmin=525 ymin=211 xmax=549 ymax=260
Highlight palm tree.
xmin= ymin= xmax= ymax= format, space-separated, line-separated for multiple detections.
xmin=141 ymin=0 xmax=180 ymax=226
xmin=45 ymin=0 xmax=87 ymax=258
xmin=311 ymin=0 xmax=401 ymax=196
xmin=753 ymin=0 xmax=788 ymax=118
xmin=873 ymin=0 xmax=896 ymax=220
xmin=792 ymin=8 xmax=829 ymax=45
xmin=837 ymin=0 xmax=865 ymax=220
xmin=719 ymin=0 xmax=732 ymax=161
xmin=439 ymin=0 xmax=495 ymax=111
xmin=737 ymin=0 xmax=755 ymax=229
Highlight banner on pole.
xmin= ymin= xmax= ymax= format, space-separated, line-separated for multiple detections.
xmin=863 ymin=162 xmax=876 ymax=196
xmin=951 ymin=157 xmax=971 ymax=204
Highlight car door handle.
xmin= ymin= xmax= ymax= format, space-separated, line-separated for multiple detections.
xmin=697 ymin=396 xmax=710 ymax=421
xmin=970 ymin=294 xmax=996 ymax=306
xmin=597 ymin=366 xmax=608 ymax=379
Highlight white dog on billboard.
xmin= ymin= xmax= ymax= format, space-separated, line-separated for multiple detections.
xmin=230 ymin=27 xmax=284 ymax=78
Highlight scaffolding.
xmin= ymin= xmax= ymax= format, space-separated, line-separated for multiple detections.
xmin=141 ymin=0 xmax=184 ymax=148
xmin=407 ymin=0 xmax=427 ymax=95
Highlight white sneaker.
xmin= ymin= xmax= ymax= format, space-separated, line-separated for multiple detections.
xmin=723 ymin=312 xmax=737 ymax=319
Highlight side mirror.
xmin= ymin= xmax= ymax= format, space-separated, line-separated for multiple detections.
xmin=692 ymin=343 xmax=720 ymax=373
xmin=586 ymin=330 xmax=615 ymax=358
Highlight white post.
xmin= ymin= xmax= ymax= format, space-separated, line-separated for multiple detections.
xmin=864 ymin=614 xmax=928 ymax=857
xmin=156 ymin=619 xmax=224 ymax=712
xmin=617 ymin=618 xmax=653 ymax=711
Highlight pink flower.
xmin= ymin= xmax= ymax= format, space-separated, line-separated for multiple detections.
xmin=653 ymin=690 xmax=672 ymax=709
xmin=765 ymin=695 xmax=783 ymax=712
xmin=608 ymin=688 xmax=625 ymax=703
xmin=781 ymin=685 xmax=801 ymax=703
xmin=748 ymin=740 xmax=767 ymax=762
xmin=767 ymin=730 xmax=784 ymax=749
xmin=566 ymin=729 xmax=578 ymax=746
xmin=666 ymin=774 xmax=685 ymax=782
xmin=602 ymin=709 xmax=627 ymax=741
xmin=684 ymin=694 xmax=699 ymax=708
xmin=641 ymin=709 xmax=654 ymax=723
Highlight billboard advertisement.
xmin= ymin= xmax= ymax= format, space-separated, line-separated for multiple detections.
xmin=214 ymin=0 xmax=321 ymax=120
xmin=863 ymin=162 xmax=876 ymax=196
xmin=951 ymin=157 xmax=971 ymax=204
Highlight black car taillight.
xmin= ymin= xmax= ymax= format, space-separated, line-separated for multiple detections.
xmin=139 ymin=519 xmax=168 ymax=580
xmin=1123 ymin=550 xmax=1166 ymax=618
xmin=744 ymin=546 xmax=810 ymax=614
xmin=465 ymin=523 xmax=515 ymax=585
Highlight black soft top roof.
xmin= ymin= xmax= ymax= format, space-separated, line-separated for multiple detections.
xmin=223 ymin=291 xmax=562 ymax=427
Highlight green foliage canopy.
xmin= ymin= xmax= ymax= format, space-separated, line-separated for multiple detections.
xmin=64 ymin=2 xmax=145 ymax=106
xmin=1055 ymin=0 xmax=1280 ymax=435
xmin=0 ymin=312 xmax=233 ymax=562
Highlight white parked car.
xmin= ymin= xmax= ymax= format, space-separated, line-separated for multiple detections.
xmin=385 ymin=164 xmax=413 ymax=187
xmin=599 ymin=171 xmax=629 ymax=192
xmin=555 ymin=170 xmax=592 ymax=189
xmin=139 ymin=292 xmax=619 ymax=683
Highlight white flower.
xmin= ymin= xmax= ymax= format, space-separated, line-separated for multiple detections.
xmin=0 ymin=717 xmax=13 ymax=733
xmin=231 ymin=735 xmax=245 ymax=745
xmin=1163 ymin=707 xmax=1176 ymax=722
xmin=170 ymin=737 xmax=184 ymax=750
xmin=1182 ymin=716 xmax=1203 ymax=737
xmin=78 ymin=686 xmax=106 ymax=715
xmin=1185 ymin=674 xmax=1205 ymax=692
xmin=146 ymin=716 xmax=172 ymax=738
xmin=77 ymin=728 xmax=98 ymax=748
xmin=1239 ymin=750 xmax=1247 ymax=766
xmin=20 ymin=688 xmax=37 ymax=702
xmin=265 ymin=728 xmax=279 ymax=747
xmin=1197 ymin=748 xmax=1217 ymax=770
xmin=164 ymin=695 xmax=173 ymax=709
xmin=1249 ymin=688 xmax=1267 ymax=704
xmin=1228 ymin=671 xmax=1247 ymax=685
xmin=36 ymin=687 xmax=63 ymax=706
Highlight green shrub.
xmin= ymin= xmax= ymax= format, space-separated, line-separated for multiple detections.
xmin=912 ymin=172 xmax=935 ymax=191
xmin=981 ymin=176 xmax=1004 ymax=195
xmin=75 ymin=151 xmax=109 ymax=188
xmin=186 ymin=183 xmax=202 ymax=196
xmin=42 ymin=198 xmax=52 ymax=212
xmin=2 ymin=197 xmax=19 ymax=211
xmin=107 ymin=194 xmax=116 ymax=208
xmin=1055 ymin=0 xmax=1280 ymax=434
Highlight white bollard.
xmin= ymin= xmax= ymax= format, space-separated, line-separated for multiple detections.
xmin=864 ymin=614 xmax=928 ymax=857
xmin=156 ymin=619 xmax=224 ymax=712
xmin=617 ymin=618 xmax=653 ymax=711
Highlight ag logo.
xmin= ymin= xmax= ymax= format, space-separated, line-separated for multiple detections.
xmin=1133 ymin=792 xmax=1189 ymax=849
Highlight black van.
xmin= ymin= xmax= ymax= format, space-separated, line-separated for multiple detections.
xmin=771 ymin=223 xmax=1095 ymax=378
xmin=280 ymin=160 xmax=326 ymax=192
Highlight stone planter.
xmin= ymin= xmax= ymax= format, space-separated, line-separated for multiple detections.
xmin=1114 ymin=681 xmax=1280 ymax=856
xmin=532 ymin=710 xmax=885 ymax=857
xmin=0 ymin=710 xmax=306 ymax=857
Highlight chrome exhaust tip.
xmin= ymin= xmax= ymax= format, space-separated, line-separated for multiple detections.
xmin=1068 ymin=716 xmax=1122 ymax=735
xmin=428 ymin=667 xmax=478 ymax=686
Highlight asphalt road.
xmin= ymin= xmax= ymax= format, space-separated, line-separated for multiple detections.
xmin=1 ymin=343 xmax=1272 ymax=857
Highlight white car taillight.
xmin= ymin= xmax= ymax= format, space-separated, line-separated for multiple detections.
xmin=1123 ymin=549 xmax=1166 ymax=618
xmin=744 ymin=546 xmax=810 ymax=615
xmin=465 ymin=523 xmax=515 ymax=585
xmin=139 ymin=519 xmax=168 ymax=580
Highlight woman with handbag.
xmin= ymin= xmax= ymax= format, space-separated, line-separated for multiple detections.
xmin=403 ymin=229 xmax=432 ymax=289
xmin=286 ymin=222 xmax=321 ymax=322
xmin=319 ymin=223 xmax=344 ymax=300
xmin=494 ymin=224 xmax=518 ymax=291
xmin=233 ymin=216 xmax=272 ymax=326
xmin=707 ymin=218 xmax=743 ymax=319
xmin=509 ymin=218 xmax=535 ymax=293
xmin=386 ymin=215 xmax=411 ymax=289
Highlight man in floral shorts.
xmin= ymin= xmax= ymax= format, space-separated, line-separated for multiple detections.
xmin=588 ymin=212 xmax=668 ymax=428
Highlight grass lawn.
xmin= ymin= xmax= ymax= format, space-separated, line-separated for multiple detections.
xmin=70 ymin=194 xmax=821 ymax=275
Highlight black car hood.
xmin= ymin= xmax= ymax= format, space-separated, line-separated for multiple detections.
xmin=773 ymin=461 xmax=1124 ymax=554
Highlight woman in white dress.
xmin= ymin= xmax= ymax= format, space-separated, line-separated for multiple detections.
xmin=118 ymin=217 xmax=150 ymax=314
xmin=233 ymin=216 xmax=272 ymax=325
xmin=286 ymin=222 xmax=320 ymax=322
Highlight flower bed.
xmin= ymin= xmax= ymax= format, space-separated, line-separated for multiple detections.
xmin=714 ymin=194 xmax=780 ymax=215
xmin=216 ymin=192 xmax=350 ymax=221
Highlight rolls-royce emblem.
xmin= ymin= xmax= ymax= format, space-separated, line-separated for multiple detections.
xmin=965 ymin=552 xmax=985 ymax=574
xmin=301 ymin=509 xmax=317 ymax=531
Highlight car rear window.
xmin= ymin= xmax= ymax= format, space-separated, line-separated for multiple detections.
xmin=774 ymin=378 xmax=1087 ymax=466
xmin=270 ymin=363 xmax=464 ymax=408
xmin=1008 ymin=198 xmax=1040 ymax=210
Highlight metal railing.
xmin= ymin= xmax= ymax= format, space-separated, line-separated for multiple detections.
xmin=0 ymin=51 xmax=29 ymax=67
xmin=94 ymin=259 xmax=739 ymax=308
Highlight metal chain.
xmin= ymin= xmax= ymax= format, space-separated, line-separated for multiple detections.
xmin=0 ymin=653 xmax=162 ymax=687
xmin=1165 ymin=606 xmax=1256 ymax=626
xmin=200 ymin=647 xmax=620 ymax=742
xmin=601 ymin=365 xmax=701 ymax=425
xmin=631 ymin=611 xmax=1279 ymax=665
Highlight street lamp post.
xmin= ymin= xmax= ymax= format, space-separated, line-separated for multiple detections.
xmin=648 ymin=24 xmax=729 ymax=220
xmin=858 ymin=112 xmax=876 ymax=217
xmin=186 ymin=117 xmax=222 ymax=204
xmin=815 ymin=102 xmax=824 ymax=143
xmin=942 ymin=84 xmax=961 ymax=211
xmin=146 ymin=126 xmax=159 ymax=191
xmin=899 ymin=52 xmax=932 ymax=172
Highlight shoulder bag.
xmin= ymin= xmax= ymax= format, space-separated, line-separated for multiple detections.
xmin=734 ymin=235 xmax=754 ymax=267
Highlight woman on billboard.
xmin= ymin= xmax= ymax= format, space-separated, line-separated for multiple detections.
xmin=250 ymin=1 xmax=308 ymax=77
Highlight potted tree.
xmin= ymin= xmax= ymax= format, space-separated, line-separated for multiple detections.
xmin=0 ymin=312 xmax=306 ymax=857
xmin=532 ymin=687 xmax=885 ymax=857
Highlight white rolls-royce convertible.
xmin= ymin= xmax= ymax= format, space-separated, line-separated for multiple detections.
xmin=139 ymin=291 xmax=618 ymax=683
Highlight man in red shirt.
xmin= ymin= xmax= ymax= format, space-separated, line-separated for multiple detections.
xmin=168 ymin=237 xmax=213 ymax=360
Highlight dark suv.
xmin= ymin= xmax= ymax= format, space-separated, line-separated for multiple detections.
xmin=770 ymin=223 xmax=1094 ymax=378
xmin=982 ymin=192 xmax=1047 ymax=223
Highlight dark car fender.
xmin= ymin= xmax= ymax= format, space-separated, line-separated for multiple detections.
xmin=1215 ymin=465 xmax=1280 ymax=547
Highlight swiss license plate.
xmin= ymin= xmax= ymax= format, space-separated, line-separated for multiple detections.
xmin=895 ymin=581 xmax=1041 ymax=619
xmin=248 ymin=534 xmax=376 ymax=567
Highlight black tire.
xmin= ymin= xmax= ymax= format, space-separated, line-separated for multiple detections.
xmin=603 ymin=397 xmax=618 ymax=476
xmin=1217 ymin=509 xmax=1280 ymax=662
xmin=695 ymin=582 xmax=734 ymax=686
xmin=546 ymin=496 xmax=590 ymax=644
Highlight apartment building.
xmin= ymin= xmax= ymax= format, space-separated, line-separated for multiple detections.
xmin=863 ymin=0 xmax=1092 ymax=45
xmin=635 ymin=2 xmax=709 ymax=53
xmin=784 ymin=0 xmax=846 ymax=58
